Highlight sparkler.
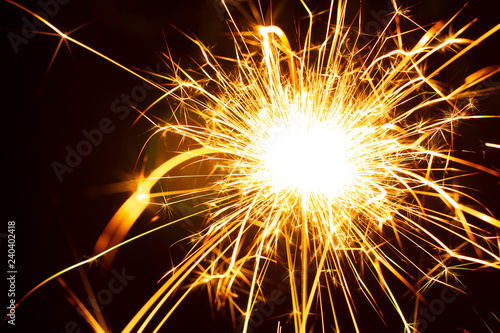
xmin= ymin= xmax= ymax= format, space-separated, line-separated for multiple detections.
xmin=7 ymin=0 xmax=500 ymax=332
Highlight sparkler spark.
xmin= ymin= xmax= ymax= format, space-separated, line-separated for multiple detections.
xmin=7 ymin=0 xmax=500 ymax=332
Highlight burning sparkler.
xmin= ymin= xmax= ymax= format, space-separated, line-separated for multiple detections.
xmin=6 ymin=0 xmax=500 ymax=332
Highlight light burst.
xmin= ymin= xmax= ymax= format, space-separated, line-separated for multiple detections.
xmin=8 ymin=0 xmax=500 ymax=332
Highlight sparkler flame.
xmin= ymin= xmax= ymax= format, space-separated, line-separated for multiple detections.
xmin=109 ymin=4 xmax=499 ymax=331
xmin=262 ymin=124 xmax=353 ymax=194
xmin=7 ymin=0 xmax=500 ymax=332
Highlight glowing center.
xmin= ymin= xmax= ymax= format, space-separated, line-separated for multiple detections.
xmin=263 ymin=126 xmax=352 ymax=195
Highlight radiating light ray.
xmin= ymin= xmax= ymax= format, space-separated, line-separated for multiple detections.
xmin=485 ymin=142 xmax=500 ymax=149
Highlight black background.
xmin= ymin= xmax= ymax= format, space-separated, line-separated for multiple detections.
xmin=2 ymin=0 xmax=500 ymax=332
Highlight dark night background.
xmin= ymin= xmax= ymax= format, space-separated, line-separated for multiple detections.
xmin=2 ymin=0 xmax=500 ymax=332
